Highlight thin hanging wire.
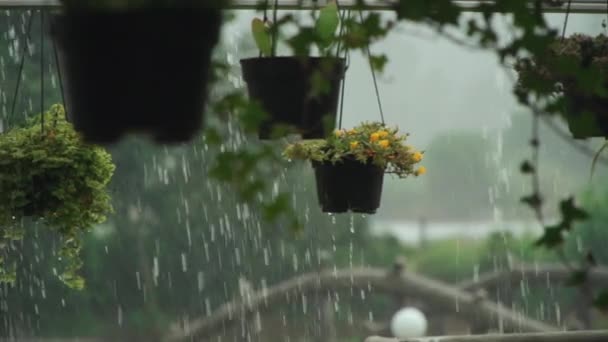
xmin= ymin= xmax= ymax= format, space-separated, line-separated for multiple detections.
xmin=561 ymin=0 xmax=572 ymax=40
xmin=260 ymin=0 xmax=269 ymax=58
xmin=52 ymin=38 xmax=66 ymax=126
xmin=605 ymin=0 xmax=608 ymax=32
xmin=337 ymin=50 xmax=350 ymax=130
xmin=358 ymin=10 xmax=385 ymax=125
xmin=333 ymin=0 xmax=350 ymax=129
xmin=334 ymin=1 xmax=348 ymax=59
xmin=270 ymin=0 xmax=279 ymax=57
xmin=336 ymin=10 xmax=351 ymax=130
xmin=40 ymin=10 xmax=45 ymax=134
xmin=8 ymin=10 xmax=35 ymax=126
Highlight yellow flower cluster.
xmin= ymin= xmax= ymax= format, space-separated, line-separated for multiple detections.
xmin=411 ymin=152 xmax=425 ymax=175
xmin=369 ymin=130 xmax=391 ymax=149
xmin=414 ymin=166 xmax=426 ymax=176
xmin=288 ymin=122 xmax=426 ymax=179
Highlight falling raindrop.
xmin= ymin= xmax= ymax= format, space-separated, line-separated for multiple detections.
xmin=181 ymin=253 xmax=188 ymax=272
xmin=117 ymin=306 xmax=123 ymax=326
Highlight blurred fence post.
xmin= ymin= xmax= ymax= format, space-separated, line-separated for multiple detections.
xmin=317 ymin=250 xmax=336 ymax=342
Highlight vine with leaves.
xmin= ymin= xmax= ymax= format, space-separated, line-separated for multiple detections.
xmin=203 ymin=0 xmax=608 ymax=313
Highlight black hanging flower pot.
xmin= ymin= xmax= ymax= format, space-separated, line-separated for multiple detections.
xmin=563 ymin=93 xmax=608 ymax=139
xmin=50 ymin=7 xmax=222 ymax=144
xmin=0 ymin=104 xmax=115 ymax=288
xmin=514 ymin=34 xmax=608 ymax=139
xmin=240 ymin=57 xmax=345 ymax=139
xmin=312 ymin=159 xmax=384 ymax=214
xmin=283 ymin=122 xmax=426 ymax=215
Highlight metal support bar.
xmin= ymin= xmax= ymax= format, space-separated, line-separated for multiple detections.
xmin=0 ymin=0 xmax=606 ymax=13
xmin=364 ymin=330 xmax=608 ymax=342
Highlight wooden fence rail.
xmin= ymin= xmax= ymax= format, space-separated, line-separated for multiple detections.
xmin=365 ymin=330 xmax=608 ymax=342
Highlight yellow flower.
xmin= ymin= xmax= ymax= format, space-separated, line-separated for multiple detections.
xmin=414 ymin=166 xmax=426 ymax=176
xmin=347 ymin=129 xmax=357 ymax=135
xmin=412 ymin=151 xmax=423 ymax=162
xmin=370 ymin=132 xmax=380 ymax=142
xmin=377 ymin=130 xmax=389 ymax=138
xmin=378 ymin=139 xmax=390 ymax=148
xmin=350 ymin=141 xmax=359 ymax=149
xmin=334 ymin=129 xmax=345 ymax=137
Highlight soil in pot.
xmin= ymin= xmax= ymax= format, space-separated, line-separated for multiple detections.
xmin=240 ymin=57 xmax=345 ymax=140
xmin=312 ymin=158 xmax=384 ymax=214
xmin=50 ymin=8 xmax=222 ymax=144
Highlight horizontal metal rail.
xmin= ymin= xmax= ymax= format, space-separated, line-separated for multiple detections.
xmin=0 ymin=0 xmax=606 ymax=13
xmin=365 ymin=330 xmax=608 ymax=342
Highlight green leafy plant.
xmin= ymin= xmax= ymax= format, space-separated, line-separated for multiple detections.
xmin=515 ymin=34 xmax=608 ymax=137
xmin=0 ymin=104 xmax=115 ymax=289
xmin=251 ymin=1 xmax=340 ymax=57
xmin=515 ymin=34 xmax=608 ymax=91
xmin=283 ymin=121 xmax=425 ymax=177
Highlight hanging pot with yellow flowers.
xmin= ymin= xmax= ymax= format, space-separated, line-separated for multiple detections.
xmin=283 ymin=121 xmax=425 ymax=214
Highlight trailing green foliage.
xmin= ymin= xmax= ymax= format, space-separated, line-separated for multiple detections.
xmin=515 ymin=34 xmax=608 ymax=138
xmin=516 ymin=34 xmax=608 ymax=91
xmin=283 ymin=122 xmax=425 ymax=178
xmin=0 ymin=104 xmax=115 ymax=289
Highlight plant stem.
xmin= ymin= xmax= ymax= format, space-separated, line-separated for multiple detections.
xmin=589 ymin=139 xmax=608 ymax=181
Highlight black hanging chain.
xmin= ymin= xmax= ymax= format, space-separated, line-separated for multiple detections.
xmin=40 ymin=10 xmax=45 ymax=134
xmin=358 ymin=10 xmax=385 ymax=125
xmin=8 ymin=10 xmax=35 ymax=127
xmin=561 ymin=0 xmax=572 ymax=40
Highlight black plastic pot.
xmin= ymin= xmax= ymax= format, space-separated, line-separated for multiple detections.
xmin=312 ymin=159 xmax=384 ymax=214
xmin=50 ymin=8 xmax=222 ymax=144
xmin=563 ymin=93 xmax=608 ymax=139
xmin=240 ymin=57 xmax=345 ymax=139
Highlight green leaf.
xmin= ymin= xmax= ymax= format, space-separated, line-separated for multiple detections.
xmin=560 ymin=197 xmax=589 ymax=223
xmin=520 ymin=160 xmax=534 ymax=174
xmin=565 ymin=270 xmax=587 ymax=286
xmin=534 ymin=224 xmax=564 ymax=248
xmin=586 ymin=251 xmax=597 ymax=267
xmin=369 ymin=54 xmax=388 ymax=72
xmin=594 ymin=289 xmax=608 ymax=311
xmin=521 ymin=193 xmax=542 ymax=208
xmin=315 ymin=1 xmax=339 ymax=50
xmin=287 ymin=28 xmax=316 ymax=56
xmin=251 ymin=18 xmax=272 ymax=56
xmin=262 ymin=193 xmax=291 ymax=222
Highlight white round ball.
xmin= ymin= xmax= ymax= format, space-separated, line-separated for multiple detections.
xmin=390 ymin=307 xmax=428 ymax=338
